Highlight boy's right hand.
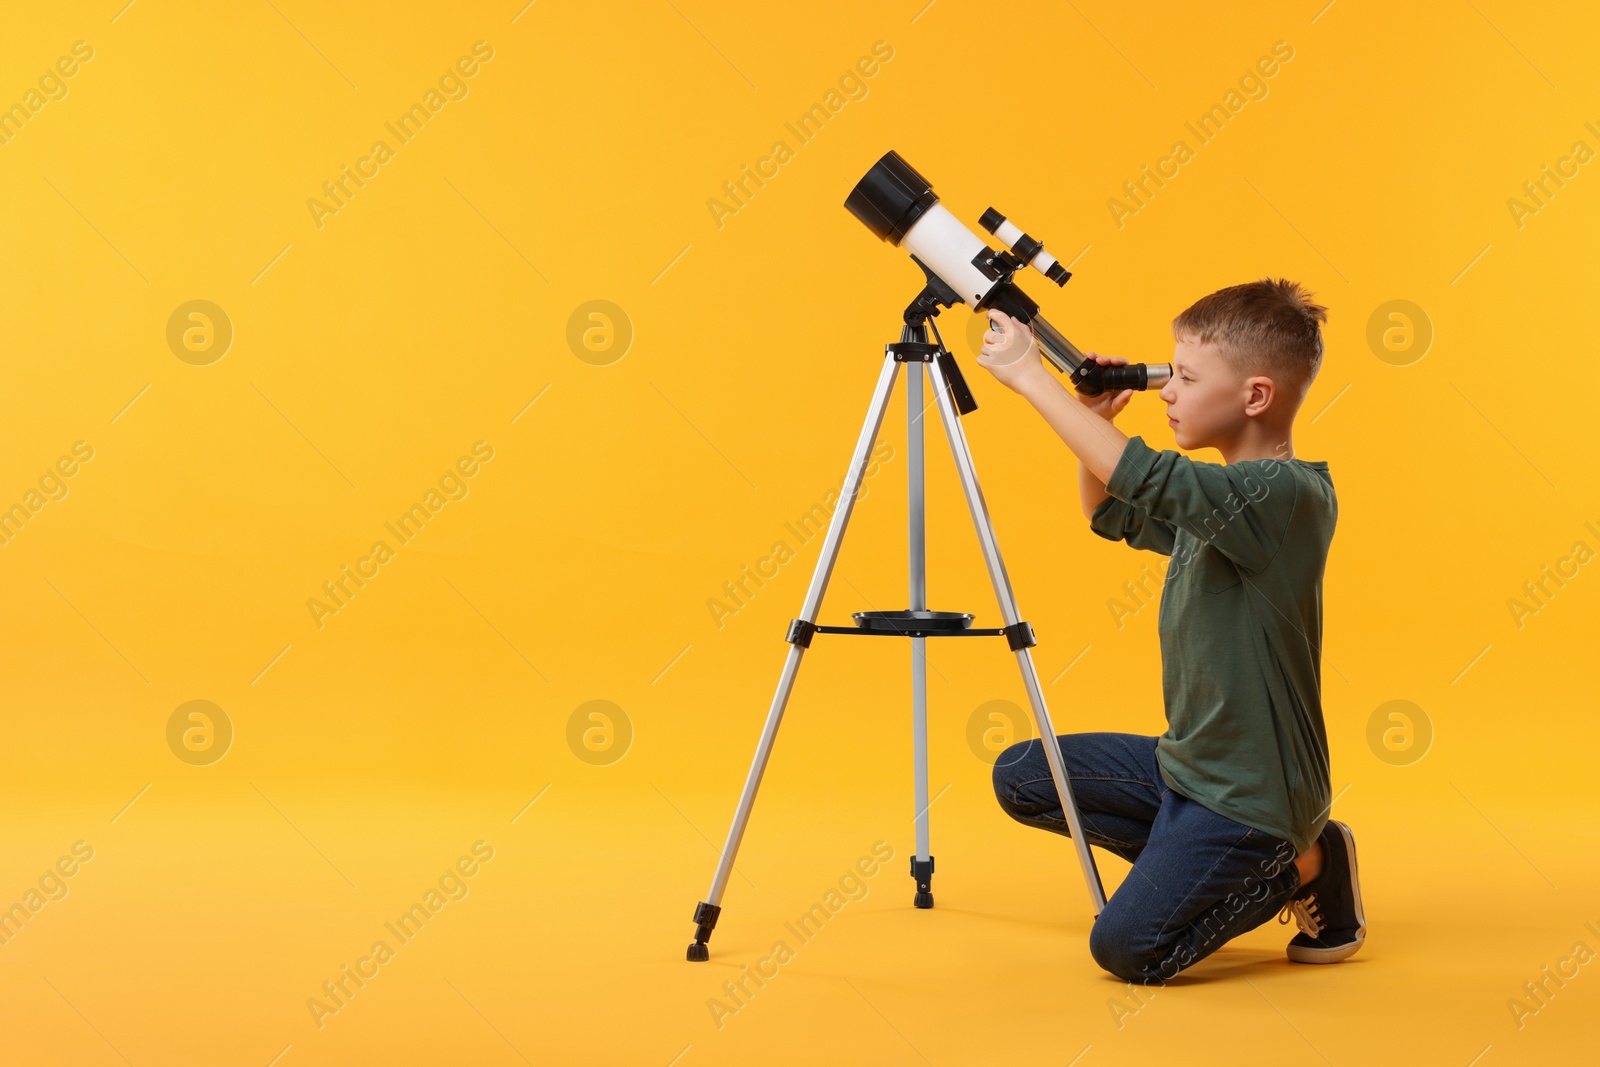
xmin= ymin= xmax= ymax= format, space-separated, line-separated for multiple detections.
xmin=1077 ymin=352 xmax=1136 ymax=421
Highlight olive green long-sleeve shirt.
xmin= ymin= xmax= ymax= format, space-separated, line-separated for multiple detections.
xmin=1090 ymin=435 xmax=1336 ymax=856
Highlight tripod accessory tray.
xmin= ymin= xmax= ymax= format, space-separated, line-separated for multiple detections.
xmin=792 ymin=609 xmax=1037 ymax=650
xmin=851 ymin=609 xmax=975 ymax=635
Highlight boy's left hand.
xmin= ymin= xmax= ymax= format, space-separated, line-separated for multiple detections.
xmin=977 ymin=310 xmax=1048 ymax=394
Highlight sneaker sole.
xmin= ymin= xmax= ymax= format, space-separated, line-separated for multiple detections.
xmin=1287 ymin=819 xmax=1366 ymax=964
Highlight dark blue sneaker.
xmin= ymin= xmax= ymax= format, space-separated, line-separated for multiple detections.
xmin=1278 ymin=819 xmax=1366 ymax=963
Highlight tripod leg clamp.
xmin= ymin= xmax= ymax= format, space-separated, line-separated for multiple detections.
xmin=786 ymin=618 xmax=817 ymax=648
xmin=1003 ymin=621 xmax=1036 ymax=651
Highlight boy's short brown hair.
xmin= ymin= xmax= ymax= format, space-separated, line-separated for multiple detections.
xmin=1171 ymin=278 xmax=1327 ymax=403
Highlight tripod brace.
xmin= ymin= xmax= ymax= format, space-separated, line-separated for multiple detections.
xmin=685 ymin=272 xmax=1109 ymax=962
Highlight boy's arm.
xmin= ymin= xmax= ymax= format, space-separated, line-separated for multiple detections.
xmin=973 ymin=310 xmax=1131 ymax=481
xmin=1014 ymin=370 xmax=1130 ymax=486
xmin=1092 ymin=435 xmax=1296 ymax=573
xmin=1079 ymin=455 xmax=1111 ymax=519
xmin=1085 ymin=467 xmax=1179 ymax=555
xmin=995 ymin=338 xmax=1180 ymax=553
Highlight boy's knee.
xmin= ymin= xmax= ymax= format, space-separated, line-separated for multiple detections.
xmin=990 ymin=739 xmax=1037 ymax=812
xmin=1089 ymin=912 xmax=1184 ymax=985
xmin=1088 ymin=916 xmax=1144 ymax=982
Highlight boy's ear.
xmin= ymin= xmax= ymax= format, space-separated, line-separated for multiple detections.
xmin=1243 ymin=375 xmax=1275 ymax=417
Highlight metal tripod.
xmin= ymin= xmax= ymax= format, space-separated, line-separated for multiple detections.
xmin=686 ymin=286 xmax=1108 ymax=962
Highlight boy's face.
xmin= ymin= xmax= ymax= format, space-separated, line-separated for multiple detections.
xmin=1158 ymin=336 xmax=1252 ymax=452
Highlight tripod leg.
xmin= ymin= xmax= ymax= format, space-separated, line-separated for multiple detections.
xmin=687 ymin=351 xmax=904 ymax=961
xmin=907 ymin=361 xmax=934 ymax=908
xmin=926 ymin=356 xmax=1109 ymax=916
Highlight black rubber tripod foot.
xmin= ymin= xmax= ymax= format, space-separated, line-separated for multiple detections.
xmin=686 ymin=900 xmax=720 ymax=962
xmin=911 ymin=855 xmax=935 ymax=910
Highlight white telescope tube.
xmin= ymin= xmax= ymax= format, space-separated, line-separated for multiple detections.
xmin=900 ymin=202 xmax=1001 ymax=309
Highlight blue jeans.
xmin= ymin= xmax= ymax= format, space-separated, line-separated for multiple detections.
xmin=992 ymin=731 xmax=1304 ymax=983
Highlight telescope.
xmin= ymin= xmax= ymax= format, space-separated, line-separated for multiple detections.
xmin=844 ymin=151 xmax=1172 ymax=397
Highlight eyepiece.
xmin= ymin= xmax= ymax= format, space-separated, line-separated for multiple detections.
xmin=1070 ymin=360 xmax=1174 ymax=397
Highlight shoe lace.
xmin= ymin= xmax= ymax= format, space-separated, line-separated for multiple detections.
xmin=1278 ymin=892 xmax=1323 ymax=938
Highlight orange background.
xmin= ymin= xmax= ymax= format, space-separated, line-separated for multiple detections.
xmin=0 ymin=1 xmax=1596 ymax=1063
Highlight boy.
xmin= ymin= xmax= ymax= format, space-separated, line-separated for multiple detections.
xmin=975 ymin=278 xmax=1363 ymax=984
